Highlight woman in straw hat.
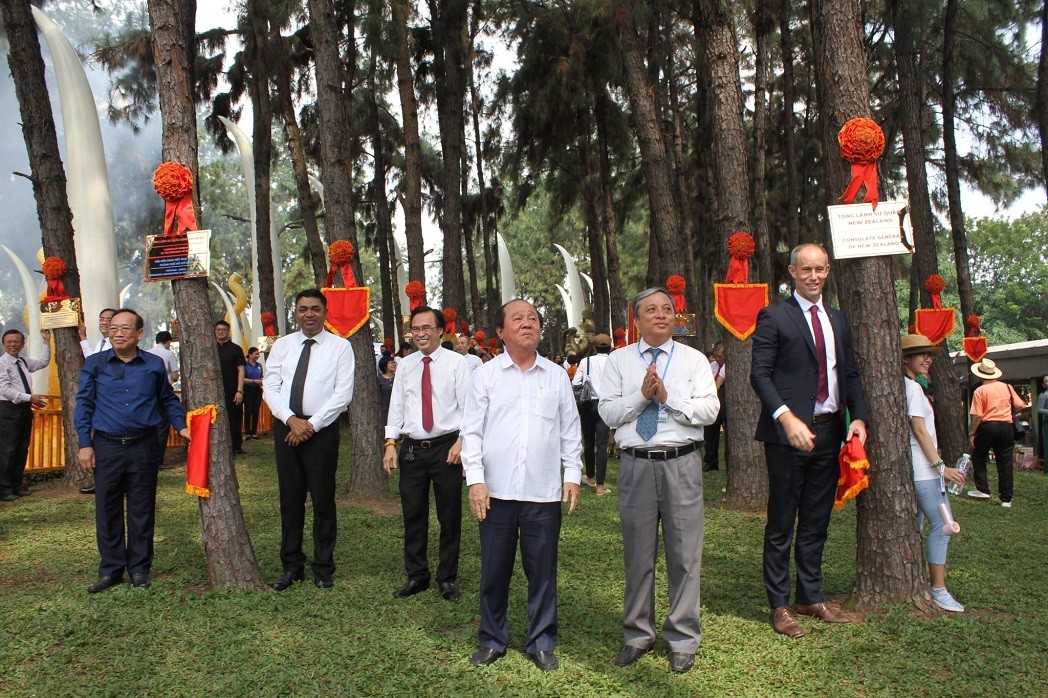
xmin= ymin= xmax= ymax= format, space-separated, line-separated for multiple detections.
xmin=902 ymin=334 xmax=967 ymax=612
xmin=968 ymin=358 xmax=1026 ymax=507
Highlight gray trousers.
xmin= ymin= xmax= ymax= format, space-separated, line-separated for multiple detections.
xmin=618 ymin=449 xmax=704 ymax=653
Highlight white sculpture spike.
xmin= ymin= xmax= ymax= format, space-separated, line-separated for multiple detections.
xmin=210 ymin=281 xmax=244 ymax=347
xmin=553 ymin=243 xmax=585 ymax=330
xmin=32 ymin=7 xmax=119 ymax=347
xmin=1 ymin=246 xmax=45 ymax=393
xmin=496 ymin=232 xmax=517 ymax=303
xmin=118 ymin=283 xmax=132 ymax=308
xmin=555 ymin=284 xmax=572 ymax=327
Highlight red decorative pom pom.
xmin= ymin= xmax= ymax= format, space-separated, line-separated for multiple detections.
xmin=666 ymin=275 xmax=686 ymax=294
xmin=442 ymin=307 xmax=458 ymax=324
xmin=474 ymin=330 xmax=486 ymax=343
xmin=487 ymin=338 xmax=498 ymax=349
xmin=613 ymin=328 xmax=626 ymax=340
xmin=966 ymin=314 xmax=980 ymax=329
xmin=924 ymin=274 xmax=946 ymax=295
xmin=728 ymin=232 xmax=756 ymax=260
xmin=42 ymin=257 xmax=66 ymax=280
xmin=329 ymin=240 xmax=355 ymax=265
xmin=838 ymin=118 xmax=885 ymax=164
xmin=152 ymin=162 xmax=194 ymax=202
xmin=405 ymin=281 xmax=425 ymax=300
xmin=260 ymin=312 xmax=275 ymax=325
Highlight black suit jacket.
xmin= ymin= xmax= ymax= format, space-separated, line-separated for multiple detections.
xmin=749 ymin=296 xmax=869 ymax=445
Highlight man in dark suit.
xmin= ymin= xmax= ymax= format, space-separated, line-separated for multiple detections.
xmin=750 ymin=243 xmax=868 ymax=638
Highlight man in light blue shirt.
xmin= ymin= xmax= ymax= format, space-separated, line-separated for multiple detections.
xmin=462 ymin=299 xmax=582 ymax=672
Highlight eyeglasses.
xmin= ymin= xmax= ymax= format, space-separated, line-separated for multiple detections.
xmin=410 ymin=325 xmax=438 ymax=334
xmin=109 ymin=325 xmax=137 ymax=334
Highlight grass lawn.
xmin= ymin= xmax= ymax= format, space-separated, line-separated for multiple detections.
xmin=0 ymin=428 xmax=1044 ymax=697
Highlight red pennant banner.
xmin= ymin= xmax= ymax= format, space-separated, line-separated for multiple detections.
xmin=963 ymin=336 xmax=988 ymax=363
xmin=185 ymin=404 xmax=217 ymax=498
xmin=714 ymin=283 xmax=769 ymax=341
xmin=914 ymin=307 xmax=956 ymax=345
xmin=834 ymin=435 xmax=870 ymax=510
xmin=322 ymin=287 xmax=371 ymax=338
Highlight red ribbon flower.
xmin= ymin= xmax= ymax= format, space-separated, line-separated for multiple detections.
xmin=326 ymin=240 xmax=357 ymax=287
xmin=474 ymin=330 xmax=486 ymax=344
xmin=613 ymin=327 xmax=626 ymax=348
xmin=443 ymin=307 xmax=458 ymax=328
xmin=666 ymin=275 xmax=687 ymax=313
xmin=963 ymin=314 xmax=987 ymax=362
xmin=966 ymin=314 xmax=981 ymax=336
xmin=924 ymin=274 xmax=946 ymax=308
xmin=405 ymin=281 xmax=425 ymax=311
xmin=260 ymin=311 xmax=277 ymax=337
xmin=41 ymin=256 xmax=69 ymax=300
xmin=838 ymin=118 xmax=885 ymax=210
xmin=726 ymin=232 xmax=755 ymax=284
xmin=153 ymin=162 xmax=197 ymax=235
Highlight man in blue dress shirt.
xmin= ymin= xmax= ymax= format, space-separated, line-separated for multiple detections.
xmin=75 ymin=308 xmax=190 ymax=593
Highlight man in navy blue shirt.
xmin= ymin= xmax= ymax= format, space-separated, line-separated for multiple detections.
xmin=75 ymin=308 xmax=190 ymax=593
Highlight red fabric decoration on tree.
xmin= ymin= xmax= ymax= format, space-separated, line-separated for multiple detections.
xmin=666 ymin=275 xmax=687 ymax=313
xmin=834 ymin=435 xmax=870 ymax=510
xmin=837 ymin=118 xmax=885 ymax=209
xmin=963 ymin=314 xmax=987 ymax=362
xmin=260 ymin=312 xmax=277 ymax=337
xmin=714 ymin=232 xmax=768 ymax=340
xmin=153 ymin=161 xmax=197 ymax=235
xmin=405 ymin=281 xmax=425 ymax=311
xmin=914 ymin=274 xmax=955 ymax=344
xmin=443 ymin=307 xmax=458 ymax=326
xmin=383 ymin=337 xmax=394 ymax=351
xmin=326 ymin=240 xmax=357 ymax=287
xmin=726 ymin=232 xmax=755 ymax=284
xmin=613 ymin=327 xmax=626 ymax=349
xmin=41 ymin=256 xmax=68 ymax=301
xmin=185 ymin=405 xmax=217 ymax=498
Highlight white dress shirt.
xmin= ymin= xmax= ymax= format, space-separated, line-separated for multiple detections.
xmin=0 ymin=347 xmax=50 ymax=403
xmin=571 ymin=352 xmax=609 ymax=400
xmin=263 ymin=329 xmax=355 ymax=431
xmin=385 ymin=346 xmax=470 ymax=440
xmin=462 ymin=352 xmax=583 ymax=502
xmin=81 ymin=337 xmax=110 ymax=357
xmin=463 ymin=352 xmax=484 ymax=373
xmin=599 ymin=338 xmax=719 ymax=449
xmin=147 ymin=344 xmax=179 ymax=384
xmin=789 ymin=291 xmax=840 ymax=416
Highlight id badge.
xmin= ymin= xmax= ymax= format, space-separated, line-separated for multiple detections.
xmin=657 ymin=404 xmax=669 ymax=422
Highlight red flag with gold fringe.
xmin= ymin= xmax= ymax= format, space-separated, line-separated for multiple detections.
xmin=963 ymin=314 xmax=987 ymax=362
xmin=834 ymin=435 xmax=870 ymax=510
xmin=914 ymin=275 xmax=955 ymax=345
xmin=713 ymin=232 xmax=769 ymax=341
xmin=185 ymin=404 xmax=217 ymax=498
xmin=322 ymin=287 xmax=371 ymax=338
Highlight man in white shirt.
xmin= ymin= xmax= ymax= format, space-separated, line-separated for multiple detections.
xmin=0 ymin=329 xmax=50 ymax=501
xmin=383 ymin=306 xmax=471 ymax=602
xmin=147 ymin=331 xmax=180 ymax=385
xmin=79 ymin=308 xmax=116 ymax=357
xmin=572 ymin=333 xmax=613 ymax=494
xmin=263 ymin=289 xmax=355 ymax=591
xmin=463 ymin=299 xmax=582 ymax=672
xmin=454 ymin=333 xmax=483 ymax=373
xmin=703 ymin=343 xmax=726 ymax=471
xmin=599 ymin=288 xmax=719 ymax=674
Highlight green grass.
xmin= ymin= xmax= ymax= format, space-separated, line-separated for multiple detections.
xmin=1 ymin=429 xmax=1045 ymax=697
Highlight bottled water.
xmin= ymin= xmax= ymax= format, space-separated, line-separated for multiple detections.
xmin=948 ymin=454 xmax=970 ymax=495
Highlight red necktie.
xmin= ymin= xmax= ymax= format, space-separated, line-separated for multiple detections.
xmin=421 ymin=356 xmax=434 ymax=432
xmin=810 ymin=305 xmax=829 ymax=403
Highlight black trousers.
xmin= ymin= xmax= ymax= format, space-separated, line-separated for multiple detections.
xmin=762 ymin=419 xmax=843 ymax=609
xmin=225 ymin=394 xmax=243 ymax=452
xmin=972 ymin=420 xmax=1014 ymax=502
xmin=579 ymin=400 xmax=610 ymax=484
xmin=398 ymin=437 xmax=462 ymax=584
xmin=273 ymin=420 xmax=339 ymax=580
xmin=703 ymin=386 xmax=727 ymax=470
xmin=0 ymin=402 xmax=32 ymax=496
xmin=93 ymin=435 xmax=161 ymax=578
xmin=243 ymin=385 xmax=263 ymax=436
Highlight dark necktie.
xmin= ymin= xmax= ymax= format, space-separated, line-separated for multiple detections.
xmin=289 ymin=338 xmax=316 ymax=417
xmin=810 ymin=306 xmax=829 ymax=403
xmin=421 ymin=355 xmax=434 ymax=432
xmin=99 ymin=337 xmax=108 ymax=352
xmin=16 ymin=358 xmax=30 ymax=394
xmin=636 ymin=347 xmax=662 ymax=442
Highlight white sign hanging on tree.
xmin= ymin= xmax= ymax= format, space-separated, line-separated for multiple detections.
xmin=827 ymin=200 xmax=914 ymax=259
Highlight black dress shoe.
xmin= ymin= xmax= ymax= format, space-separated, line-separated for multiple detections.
xmin=131 ymin=573 xmax=151 ymax=589
xmin=15 ymin=488 xmax=31 ymax=496
xmin=393 ymin=578 xmax=430 ymax=598
xmin=79 ymin=485 xmax=95 ymax=495
xmin=669 ymin=652 xmax=695 ymax=673
xmin=1 ymin=494 xmax=18 ymax=502
xmin=470 ymin=647 xmax=505 ymax=667
xmin=88 ymin=575 xmax=123 ymax=594
xmin=268 ymin=571 xmax=305 ymax=591
xmin=614 ymin=644 xmax=650 ymax=667
xmin=439 ymin=581 xmax=460 ymax=602
xmin=528 ymin=650 xmax=559 ymax=671
xmin=314 ymin=577 xmax=333 ymax=589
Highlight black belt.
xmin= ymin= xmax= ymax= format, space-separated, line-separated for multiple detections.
xmin=94 ymin=430 xmax=155 ymax=445
xmin=812 ymin=411 xmax=841 ymax=425
xmin=622 ymin=441 xmax=700 ymax=461
xmin=403 ymin=431 xmax=459 ymax=449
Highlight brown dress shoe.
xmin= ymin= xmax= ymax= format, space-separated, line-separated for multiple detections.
xmin=771 ymin=606 xmax=804 ymax=638
xmin=795 ymin=602 xmax=852 ymax=624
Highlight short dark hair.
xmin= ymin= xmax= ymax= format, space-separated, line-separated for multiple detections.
xmin=248 ymin=346 xmax=259 ymax=355
xmin=295 ymin=288 xmax=327 ymax=308
xmin=495 ymin=299 xmax=543 ymax=330
xmin=409 ymin=305 xmax=445 ymax=331
xmin=378 ymin=356 xmax=394 ymax=373
xmin=215 ymin=320 xmax=231 ymax=329
xmin=2 ymin=329 xmax=24 ymax=342
xmin=113 ymin=308 xmax=144 ymax=330
xmin=155 ymin=331 xmax=172 ymax=344
xmin=99 ymin=308 xmax=117 ymax=318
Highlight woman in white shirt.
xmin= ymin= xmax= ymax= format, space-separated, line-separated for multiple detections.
xmin=902 ymin=333 xmax=966 ymax=612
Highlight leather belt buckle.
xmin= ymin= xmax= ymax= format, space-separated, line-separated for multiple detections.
xmin=648 ymin=449 xmax=668 ymax=460
xmin=419 ymin=440 xmax=434 ymax=449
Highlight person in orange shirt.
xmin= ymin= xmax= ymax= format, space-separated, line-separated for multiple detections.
xmin=967 ymin=359 xmax=1027 ymax=507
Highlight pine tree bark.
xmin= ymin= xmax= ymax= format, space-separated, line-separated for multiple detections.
xmin=307 ymin=0 xmax=386 ymax=498
xmin=595 ymin=89 xmax=627 ymax=330
xmin=367 ymin=48 xmax=396 ymax=345
xmin=695 ymin=0 xmax=768 ymax=511
xmin=811 ymin=0 xmax=931 ymax=612
xmin=1 ymin=0 xmax=86 ymax=486
xmin=246 ymin=0 xmax=277 ymax=318
xmin=393 ymin=0 xmax=426 ymax=285
xmin=147 ymin=0 xmax=265 ymax=589
xmin=779 ymin=0 xmax=802 ymax=259
xmin=750 ymin=3 xmax=773 ymax=285
xmin=467 ymin=45 xmax=498 ymax=330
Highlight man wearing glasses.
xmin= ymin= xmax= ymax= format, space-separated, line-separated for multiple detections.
xmin=75 ymin=308 xmax=190 ymax=593
xmin=383 ymin=305 xmax=471 ymax=602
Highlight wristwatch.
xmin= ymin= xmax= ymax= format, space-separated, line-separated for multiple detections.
xmin=384 ymin=438 xmax=397 ymax=448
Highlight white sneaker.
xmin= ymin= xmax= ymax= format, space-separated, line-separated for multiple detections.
xmin=930 ymin=587 xmax=965 ymax=612
xmin=1001 ymin=501 xmax=1012 ymax=508
xmin=967 ymin=490 xmax=991 ymax=499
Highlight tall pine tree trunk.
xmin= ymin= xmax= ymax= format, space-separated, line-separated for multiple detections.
xmin=595 ymin=89 xmax=627 ymax=330
xmin=810 ymin=0 xmax=931 ymax=612
xmin=695 ymin=0 xmax=767 ymax=510
xmin=779 ymin=0 xmax=801 ymax=260
xmin=393 ymin=0 xmax=426 ymax=285
xmin=148 ymin=0 xmax=265 ymax=589
xmin=367 ymin=47 xmax=396 ymax=344
xmin=750 ymin=3 xmax=773 ymax=285
xmin=246 ymin=0 xmax=277 ymax=319
xmin=1 ymin=0 xmax=86 ymax=487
